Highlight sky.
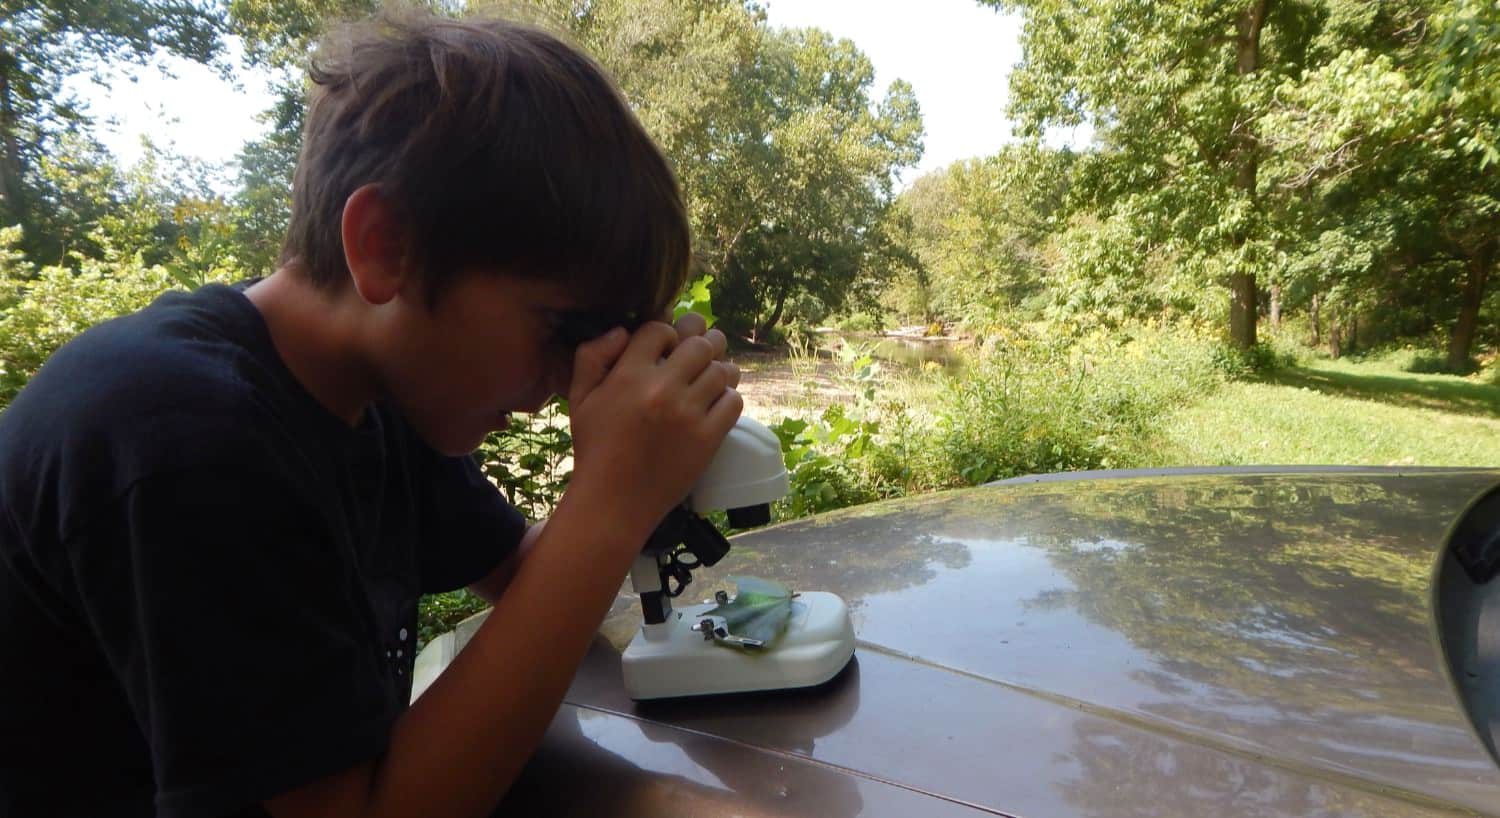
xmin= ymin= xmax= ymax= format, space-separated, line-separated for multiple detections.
xmin=74 ymin=0 xmax=1086 ymax=182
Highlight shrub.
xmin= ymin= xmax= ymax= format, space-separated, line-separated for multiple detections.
xmin=881 ymin=324 xmax=1231 ymax=488
xmin=416 ymin=589 xmax=489 ymax=651
xmin=0 ymin=238 xmax=177 ymax=408
xmin=1404 ymin=352 xmax=1456 ymax=374
xmin=1206 ymin=339 xmax=1299 ymax=380
xmin=832 ymin=311 xmax=882 ymax=333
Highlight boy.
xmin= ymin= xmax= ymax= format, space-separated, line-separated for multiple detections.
xmin=0 ymin=11 xmax=741 ymax=818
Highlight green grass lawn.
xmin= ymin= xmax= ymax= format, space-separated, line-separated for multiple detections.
xmin=1157 ymin=357 xmax=1500 ymax=467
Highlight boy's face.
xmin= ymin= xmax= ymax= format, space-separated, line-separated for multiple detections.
xmin=373 ymin=269 xmax=589 ymax=456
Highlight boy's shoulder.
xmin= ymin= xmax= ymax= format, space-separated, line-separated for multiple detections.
xmin=0 ymin=284 xmax=324 ymax=504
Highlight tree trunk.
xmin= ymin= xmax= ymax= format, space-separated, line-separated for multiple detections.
xmin=1309 ymin=292 xmax=1321 ymax=345
xmin=1448 ymin=238 xmax=1493 ymax=372
xmin=1230 ymin=272 xmax=1258 ymax=348
xmin=1329 ymin=321 xmax=1342 ymax=359
xmin=1269 ymin=283 xmax=1282 ymax=330
xmin=1227 ymin=0 xmax=1269 ymax=350
xmin=757 ymin=287 xmax=790 ymax=341
xmin=0 ymin=51 xmax=26 ymax=232
xmin=1348 ymin=312 xmax=1358 ymax=356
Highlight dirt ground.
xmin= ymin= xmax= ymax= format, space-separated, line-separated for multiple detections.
xmin=728 ymin=348 xmax=855 ymax=423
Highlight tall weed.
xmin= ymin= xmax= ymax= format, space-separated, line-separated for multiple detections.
xmin=922 ymin=326 xmax=1231 ymax=484
xmin=768 ymin=324 xmax=1239 ymax=512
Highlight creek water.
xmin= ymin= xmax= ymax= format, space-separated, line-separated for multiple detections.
xmin=821 ymin=332 xmax=966 ymax=373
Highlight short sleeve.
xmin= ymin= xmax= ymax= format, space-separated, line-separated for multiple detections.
xmin=412 ymin=447 xmax=528 ymax=594
xmin=67 ymin=467 xmax=397 ymax=818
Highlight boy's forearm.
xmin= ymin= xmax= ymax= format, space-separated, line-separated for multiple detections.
xmin=265 ymin=487 xmax=651 ymax=818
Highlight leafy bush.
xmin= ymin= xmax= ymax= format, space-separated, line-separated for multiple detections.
xmin=1354 ymin=343 xmax=1476 ymax=375
xmin=764 ymin=324 xmax=1237 ymax=507
xmin=914 ymin=325 xmax=1228 ymax=483
xmin=831 ymin=311 xmax=882 ymax=333
xmin=477 ymin=403 xmax=574 ymax=521
xmin=1206 ymin=339 xmax=1298 ymax=380
xmin=416 ymin=589 xmax=489 ymax=651
xmin=769 ymin=405 xmax=883 ymax=517
xmin=0 ymin=231 xmax=178 ymax=407
xmin=1403 ymin=352 xmax=1457 ymax=374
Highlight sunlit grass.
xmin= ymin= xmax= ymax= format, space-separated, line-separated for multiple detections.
xmin=1156 ymin=358 xmax=1500 ymax=467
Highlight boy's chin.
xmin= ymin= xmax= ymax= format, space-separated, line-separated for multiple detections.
xmin=414 ymin=421 xmax=493 ymax=458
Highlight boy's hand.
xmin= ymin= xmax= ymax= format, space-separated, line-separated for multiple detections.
xmin=564 ymin=318 xmax=742 ymax=539
xmin=671 ymin=310 xmax=740 ymax=389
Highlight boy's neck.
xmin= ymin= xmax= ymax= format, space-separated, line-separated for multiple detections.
xmin=244 ymin=268 xmax=381 ymax=427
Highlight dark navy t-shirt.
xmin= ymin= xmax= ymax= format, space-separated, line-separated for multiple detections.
xmin=0 ymin=284 xmax=527 ymax=817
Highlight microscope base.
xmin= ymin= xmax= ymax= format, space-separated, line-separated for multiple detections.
xmin=622 ymin=591 xmax=855 ymax=700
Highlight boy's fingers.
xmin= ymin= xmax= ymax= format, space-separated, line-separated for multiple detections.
xmin=705 ymin=387 xmax=744 ymax=438
xmin=568 ymin=327 xmax=629 ymax=402
xmin=619 ymin=321 xmax=681 ymax=370
xmin=702 ymin=328 xmax=728 ymax=360
xmin=673 ymin=311 xmax=707 ymax=339
xmin=662 ymin=334 xmax=718 ymax=383
xmin=687 ymin=361 xmax=734 ymax=407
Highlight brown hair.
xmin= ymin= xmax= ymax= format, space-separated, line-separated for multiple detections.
xmin=283 ymin=11 xmax=690 ymax=318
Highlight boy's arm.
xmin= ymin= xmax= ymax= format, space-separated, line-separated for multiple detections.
xmin=466 ymin=312 xmax=732 ymax=606
xmin=265 ymin=321 xmax=741 ymax=818
xmin=465 ymin=520 xmax=542 ymax=604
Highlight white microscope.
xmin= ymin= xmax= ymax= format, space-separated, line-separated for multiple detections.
xmin=621 ymin=416 xmax=856 ymax=700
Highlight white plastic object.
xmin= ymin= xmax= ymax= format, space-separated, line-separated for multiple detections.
xmin=622 ymin=591 xmax=856 ymax=700
xmin=687 ymin=416 xmax=789 ymax=514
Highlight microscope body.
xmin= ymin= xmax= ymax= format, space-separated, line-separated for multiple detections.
xmin=621 ymin=416 xmax=856 ymax=700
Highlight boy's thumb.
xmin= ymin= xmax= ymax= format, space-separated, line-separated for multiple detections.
xmin=568 ymin=327 xmax=630 ymax=402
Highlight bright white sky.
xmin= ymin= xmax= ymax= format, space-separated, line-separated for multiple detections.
xmin=74 ymin=1 xmax=1086 ymax=183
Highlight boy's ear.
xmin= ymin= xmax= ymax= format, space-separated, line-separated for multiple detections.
xmin=341 ymin=184 xmax=409 ymax=306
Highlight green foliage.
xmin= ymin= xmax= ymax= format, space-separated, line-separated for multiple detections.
xmin=415 ymin=588 xmax=488 ymax=651
xmin=981 ymin=0 xmax=1298 ymax=347
xmin=898 ymin=146 xmax=1072 ymax=328
xmin=831 ymin=312 xmax=882 ymax=333
xmin=921 ymin=326 xmax=1227 ymax=484
xmin=769 ymin=404 xmax=882 ymax=517
xmin=659 ymin=20 xmax=924 ymax=340
xmin=476 ymin=403 xmax=573 ymax=521
xmin=673 ymin=275 xmax=717 ymax=326
xmin=0 ymin=229 xmax=177 ymax=407
xmin=763 ymin=325 xmax=1240 ymax=518
xmin=1206 ymin=339 xmax=1299 ymax=380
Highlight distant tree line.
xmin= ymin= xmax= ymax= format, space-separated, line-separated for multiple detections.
xmin=898 ymin=0 xmax=1495 ymax=371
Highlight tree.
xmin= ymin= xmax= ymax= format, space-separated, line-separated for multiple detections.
xmin=983 ymin=0 xmax=1326 ymax=348
xmin=0 ymin=0 xmax=223 ymax=264
xmin=899 ymin=145 xmax=1072 ymax=327
xmin=694 ymin=26 xmax=922 ymax=339
xmin=528 ymin=0 xmax=923 ymax=339
xmin=1260 ymin=0 xmax=1499 ymax=369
